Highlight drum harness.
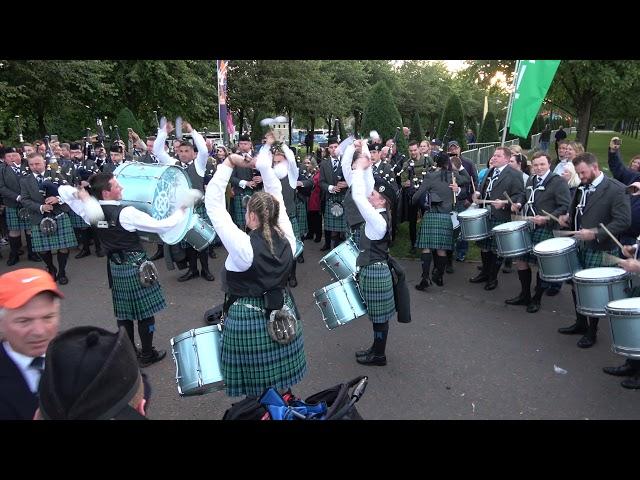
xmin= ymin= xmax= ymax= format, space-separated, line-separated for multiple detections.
xmin=574 ymin=183 xmax=596 ymax=232
xmin=107 ymin=250 xmax=159 ymax=288
xmin=330 ymin=157 xmax=344 ymax=217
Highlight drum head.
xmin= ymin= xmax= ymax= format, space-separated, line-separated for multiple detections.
xmin=493 ymin=220 xmax=528 ymax=232
xmin=459 ymin=208 xmax=488 ymax=219
xmin=533 ymin=237 xmax=576 ymax=254
xmin=607 ymin=297 xmax=640 ymax=314
xmin=574 ymin=267 xmax=627 ymax=281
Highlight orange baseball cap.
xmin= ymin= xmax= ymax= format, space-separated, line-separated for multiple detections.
xmin=0 ymin=268 xmax=64 ymax=309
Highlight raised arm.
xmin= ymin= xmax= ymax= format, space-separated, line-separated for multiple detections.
xmin=153 ymin=127 xmax=178 ymax=166
xmin=352 ymin=164 xmax=386 ymax=240
xmin=189 ymin=127 xmax=208 ymax=177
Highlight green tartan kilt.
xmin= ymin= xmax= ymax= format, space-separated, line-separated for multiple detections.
xmin=476 ymin=217 xmax=508 ymax=253
xmin=519 ymin=226 xmax=554 ymax=264
xmin=109 ymin=252 xmax=167 ymax=321
xmin=232 ymin=192 xmax=253 ymax=230
xmin=578 ymin=245 xmax=621 ymax=269
xmin=194 ymin=202 xmax=211 ymax=225
xmin=30 ymin=214 xmax=78 ymax=252
xmin=221 ymin=294 xmax=307 ymax=397
xmin=323 ymin=191 xmax=347 ymax=233
xmin=416 ymin=212 xmax=454 ymax=250
xmin=358 ymin=262 xmax=395 ymax=324
xmin=5 ymin=206 xmax=32 ymax=231
xmin=288 ymin=214 xmax=301 ymax=239
xmin=350 ymin=223 xmax=363 ymax=249
xmin=295 ymin=199 xmax=308 ymax=238
xmin=68 ymin=210 xmax=90 ymax=229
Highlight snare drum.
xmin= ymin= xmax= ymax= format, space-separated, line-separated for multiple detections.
xmin=491 ymin=220 xmax=533 ymax=258
xmin=313 ymin=275 xmax=367 ymax=330
xmin=450 ymin=211 xmax=460 ymax=232
xmin=533 ymin=237 xmax=581 ymax=282
xmin=114 ymin=162 xmax=216 ymax=249
xmin=573 ymin=267 xmax=631 ymax=317
xmin=319 ymin=238 xmax=359 ymax=281
xmin=458 ymin=208 xmax=490 ymax=241
xmin=605 ymin=297 xmax=640 ymax=358
xmin=170 ymin=324 xmax=224 ymax=396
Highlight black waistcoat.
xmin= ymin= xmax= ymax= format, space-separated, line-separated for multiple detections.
xmin=93 ymin=204 xmax=144 ymax=254
xmin=356 ymin=211 xmax=390 ymax=267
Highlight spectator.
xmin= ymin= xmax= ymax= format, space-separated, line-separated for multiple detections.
xmin=465 ymin=129 xmax=476 ymax=146
xmin=304 ymin=130 xmax=314 ymax=156
xmin=307 ymin=158 xmax=322 ymax=243
xmin=554 ymin=125 xmax=567 ymax=158
xmin=539 ymin=124 xmax=551 ymax=153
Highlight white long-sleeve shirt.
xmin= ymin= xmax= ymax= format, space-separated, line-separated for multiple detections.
xmin=351 ymin=168 xmax=387 ymax=240
xmin=341 ymin=144 xmax=375 ymax=194
xmin=59 ymin=185 xmax=186 ymax=234
xmin=204 ymin=146 xmax=296 ymax=273
xmin=152 ymin=128 xmax=207 ymax=177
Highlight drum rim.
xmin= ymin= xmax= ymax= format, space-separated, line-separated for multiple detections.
xmin=458 ymin=209 xmax=489 ymax=219
xmin=179 ymin=379 xmax=226 ymax=396
xmin=492 ymin=220 xmax=529 ymax=232
xmin=573 ymin=267 xmax=630 ymax=283
xmin=171 ymin=324 xmax=220 ymax=343
xmin=606 ymin=297 xmax=640 ymax=315
xmin=533 ymin=238 xmax=577 ymax=255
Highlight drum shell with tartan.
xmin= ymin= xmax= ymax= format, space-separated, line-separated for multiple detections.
xmin=221 ymin=294 xmax=307 ymax=397
xmin=30 ymin=212 xmax=78 ymax=252
xmin=416 ymin=211 xmax=454 ymax=251
xmin=109 ymin=251 xmax=167 ymax=321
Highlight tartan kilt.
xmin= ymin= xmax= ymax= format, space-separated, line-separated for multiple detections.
xmin=221 ymin=294 xmax=307 ymax=397
xmin=68 ymin=209 xmax=90 ymax=229
xmin=30 ymin=214 xmax=78 ymax=252
xmin=295 ymin=199 xmax=308 ymax=238
xmin=476 ymin=216 xmax=508 ymax=253
xmin=194 ymin=202 xmax=211 ymax=225
xmin=358 ymin=262 xmax=395 ymax=324
xmin=578 ymin=246 xmax=620 ymax=269
xmin=289 ymin=214 xmax=301 ymax=239
xmin=416 ymin=212 xmax=454 ymax=250
xmin=232 ymin=192 xmax=252 ymax=230
xmin=520 ymin=226 xmax=554 ymax=264
xmin=5 ymin=206 xmax=31 ymax=231
xmin=350 ymin=223 xmax=363 ymax=249
xmin=109 ymin=252 xmax=167 ymax=321
xmin=323 ymin=191 xmax=347 ymax=233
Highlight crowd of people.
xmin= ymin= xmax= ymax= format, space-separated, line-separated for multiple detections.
xmin=2 ymin=122 xmax=640 ymax=420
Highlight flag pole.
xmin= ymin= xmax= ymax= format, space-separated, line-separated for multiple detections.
xmin=501 ymin=60 xmax=521 ymax=146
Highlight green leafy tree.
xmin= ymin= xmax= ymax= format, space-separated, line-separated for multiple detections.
xmin=361 ymin=81 xmax=407 ymax=155
xmin=115 ymin=107 xmax=146 ymax=144
xmin=410 ymin=112 xmax=424 ymax=142
xmin=478 ymin=111 xmax=499 ymax=143
xmin=436 ymin=94 xmax=467 ymax=149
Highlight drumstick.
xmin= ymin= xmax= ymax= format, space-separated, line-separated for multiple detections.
xmin=599 ymin=223 xmax=625 ymax=251
xmin=502 ymin=191 xmax=516 ymax=206
xmin=541 ymin=209 xmax=562 ymax=224
xmin=552 ymin=230 xmax=578 ymax=237
xmin=602 ymin=252 xmax=625 ymax=267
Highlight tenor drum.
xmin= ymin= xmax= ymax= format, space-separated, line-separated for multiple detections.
xmin=114 ymin=162 xmax=216 ymax=249
xmin=492 ymin=220 xmax=533 ymax=258
xmin=605 ymin=298 xmax=640 ymax=358
xmin=319 ymin=238 xmax=359 ymax=281
xmin=313 ymin=275 xmax=367 ymax=330
xmin=573 ymin=267 xmax=631 ymax=317
xmin=533 ymin=237 xmax=581 ymax=282
xmin=458 ymin=208 xmax=490 ymax=241
xmin=170 ymin=324 xmax=224 ymax=396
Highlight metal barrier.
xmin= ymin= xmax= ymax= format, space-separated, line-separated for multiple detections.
xmin=461 ymin=139 xmax=519 ymax=170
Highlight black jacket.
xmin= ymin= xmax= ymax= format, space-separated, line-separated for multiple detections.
xmin=0 ymin=344 xmax=38 ymax=420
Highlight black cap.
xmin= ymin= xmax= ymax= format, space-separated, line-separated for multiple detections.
xmin=69 ymin=142 xmax=82 ymax=150
xmin=94 ymin=141 xmax=104 ymax=149
xmin=447 ymin=140 xmax=460 ymax=149
xmin=238 ymin=134 xmax=251 ymax=142
xmin=373 ymin=175 xmax=397 ymax=211
xmin=430 ymin=138 xmax=442 ymax=146
xmin=368 ymin=143 xmax=382 ymax=152
xmin=2 ymin=146 xmax=17 ymax=156
xmin=38 ymin=326 xmax=143 ymax=420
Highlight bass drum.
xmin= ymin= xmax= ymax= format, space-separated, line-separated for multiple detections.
xmin=114 ymin=162 xmax=215 ymax=250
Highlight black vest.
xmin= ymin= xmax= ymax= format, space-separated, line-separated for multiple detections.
xmin=93 ymin=204 xmax=144 ymax=254
xmin=343 ymin=188 xmax=365 ymax=228
xmin=222 ymin=229 xmax=293 ymax=297
xmin=356 ymin=211 xmax=391 ymax=267
xmin=280 ymin=177 xmax=296 ymax=218
xmin=179 ymin=161 xmax=204 ymax=192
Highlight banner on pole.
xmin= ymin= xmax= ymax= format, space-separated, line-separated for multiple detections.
xmin=508 ymin=60 xmax=560 ymax=138
xmin=217 ymin=60 xmax=229 ymax=143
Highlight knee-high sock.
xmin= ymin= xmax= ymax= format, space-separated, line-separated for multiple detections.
xmin=25 ymin=233 xmax=36 ymax=255
xmin=517 ymin=268 xmax=532 ymax=298
xmin=186 ymin=247 xmax=198 ymax=272
xmin=40 ymin=251 xmax=55 ymax=271
xmin=138 ymin=317 xmax=156 ymax=356
xmin=420 ymin=252 xmax=432 ymax=280
xmin=117 ymin=320 xmax=136 ymax=349
xmin=198 ymin=249 xmax=210 ymax=272
xmin=290 ymin=259 xmax=297 ymax=279
xmin=571 ymin=288 xmax=588 ymax=329
xmin=372 ymin=321 xmax=389 ymax=356
xmin=56 ymin=251 xmax=69 ymax=275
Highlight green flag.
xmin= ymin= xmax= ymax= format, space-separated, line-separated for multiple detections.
xmin=508 ymin=60 xmax=560 ymax=138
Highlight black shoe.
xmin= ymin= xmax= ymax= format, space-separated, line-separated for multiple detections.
xmin=48 ymin=267 xmax=58 ymax=280
xmin=546 ymin=287 xmax=561 ymax=297
xmin=28 ymin=253 xmax=42 ymax=262
xmin=6 ymin=254 xmax=19 ymax=266
xmin=469 ymin=272 xmax=489 ymax=283
xmin=57 ymin=274 xmax=68 ymax=285
xmin=621 ymin=376 xmax=640 ymax=389
xmin=484 ymin=280 xmax=498 ymax=291
xmin=75 ymin=249 xmax=91 ymax=259
xmin=558 ymin=323 xmax=588 ymax=335
xmin=297 ymin=254 xmax=304 ymax=263
xmin=178 ymin=270 xmax=199 ymax=282
xmin=95 ymin=249 xmax=105 ymax=258
xmin=526 ymin=301 xmax=541 ymax=313
xmin=505 ymin=293 xmax=530 ymax=306
xmin=200 ymin=270 xmax=215 ymax=281
xmin=138 ymin=348 xmax=167 ymax=368
xmin=320 ymin=245 xmax=331 ymax=252
xmin=577 ymin=334 xmax=596 ymax=348
xmin=288 ymin=276 xmax=298 ymax=288
xmin=415 ymin=278 xmax=431 ymax=291
xmin=356 ymin=353 xmax=387 ymax=366
xmin=355 ymin=347 xmax=373 ymax=358
xmin=432 ymin=271 xmax=443 ymax=287
xmin=603 ymin=364 xmax=638 ymax=377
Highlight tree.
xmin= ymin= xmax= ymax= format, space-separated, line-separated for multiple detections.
xmin=410 ymin=112 xmax=424 ymax=142
xmin=115 ymin=108 xmax=146 ymax=143
xmin=361 ymin=81 xmax=407 ymax=155
xmin=436 ymin=94 xmax=467 ymax=149
xmin=478 ymin=111 xmax=499 ymax=143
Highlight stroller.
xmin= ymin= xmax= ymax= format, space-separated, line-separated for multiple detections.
xmin=223 ymin=376 xmax=368 ymax=421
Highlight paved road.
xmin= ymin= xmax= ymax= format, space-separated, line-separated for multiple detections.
xmin=2 ymin=238 xmax=639 ymax=420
